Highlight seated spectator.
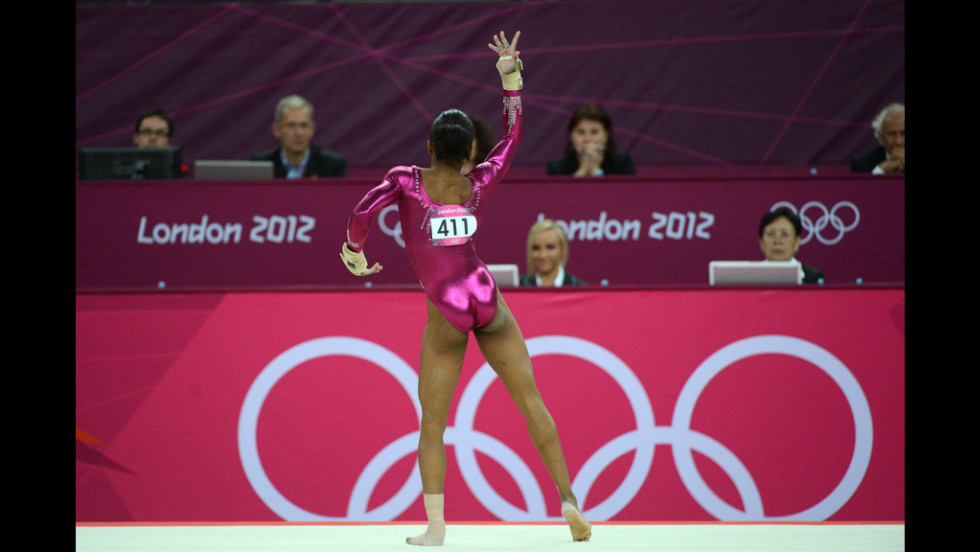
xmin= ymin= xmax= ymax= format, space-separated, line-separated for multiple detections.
xmin=252 ymin=94 xmax=347 ymax=178
xmin=519 ymin=219 xmax=588 ymax=287
xmin=460 ymin=115 xmax=496 ymax=175
xmin=133 ymin=108 xmax=174 ymax=148
xmin=850 ymin=103 xmax=904 ymax=174
xmin=546 ymin=104 xmax=635 ymax=177
xmin=759 ymin=207 xmax=825 ymax=284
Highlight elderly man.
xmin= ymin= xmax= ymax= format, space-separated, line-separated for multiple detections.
xmin=252 ymin=94 xmax=347 ymax=178
xmin=850 ymin=103 xmax=904 ymax=174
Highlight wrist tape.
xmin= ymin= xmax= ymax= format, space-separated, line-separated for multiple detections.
xmin=499 ymin=56 xmax=524 ymax=90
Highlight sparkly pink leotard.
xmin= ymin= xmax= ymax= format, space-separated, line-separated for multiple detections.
xmin=346 ymin=91 xmax=523 ymax=332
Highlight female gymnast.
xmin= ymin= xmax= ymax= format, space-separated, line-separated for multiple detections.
xmin=340 ymin=31 xmax=591 ymax=546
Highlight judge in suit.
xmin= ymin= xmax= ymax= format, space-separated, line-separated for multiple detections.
xmin=252 ymin=94 xmax=347 ymax=178
xmin=849 ymin=144 xmax=887 ymax=173
xmin=546 ymin=104 xmax=635 ymax=177
xmin=133 ymin=108 xmax=174 ymax=149
xmin=759 ymin=207 xmax=825 ymax=285
xmin=850 ymin=103 xmax=904 ymax=174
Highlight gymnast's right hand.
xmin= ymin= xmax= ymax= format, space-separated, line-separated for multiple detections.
xmin=341 ymin=242 xmax=383 ymax=276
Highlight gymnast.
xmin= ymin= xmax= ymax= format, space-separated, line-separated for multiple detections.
xmin=340 ymin=31 xmax=591 ymax=546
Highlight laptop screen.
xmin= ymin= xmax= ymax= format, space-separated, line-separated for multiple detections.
xmin=709 ymin=261 xmax=800 ymax=286
xmin=194 ymin=160 xmax=274 ymax=180
xmin=487 ymin=264 xmax=520 ymax=287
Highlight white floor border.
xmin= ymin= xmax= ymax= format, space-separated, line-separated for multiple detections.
xmin=76 ymin=522 xmax=905 ymax=552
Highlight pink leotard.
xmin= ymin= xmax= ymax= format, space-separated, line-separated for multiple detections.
xmin=346 ymin=91 xmax=523 ymax=333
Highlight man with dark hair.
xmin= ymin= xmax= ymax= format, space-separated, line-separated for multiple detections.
xmin=758 ymin=207 xmax=825 ymax=284
xmin=133 ymin=108 xmax=174 ymax=148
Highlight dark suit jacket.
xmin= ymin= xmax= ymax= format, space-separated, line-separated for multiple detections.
xmin=849 ymin=145 xmax=886 ymax=174
xmin=251 ymin=144 xmax=347 ymax=178
xmin=546 ymin=150 xmax=636 ymax=176
xmin=519 ymin=272 xmax=588 ymax=287
xmin=802 ymin=263 xmax=825 ymax=285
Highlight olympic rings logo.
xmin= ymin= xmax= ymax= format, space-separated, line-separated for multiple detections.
xmin=771 ymin=201 xmax=860 ymax=246
xmin=238 ymin=335 xmax=872 ymax=522
xmin=379 ymin=205 xmax=405 ymax=248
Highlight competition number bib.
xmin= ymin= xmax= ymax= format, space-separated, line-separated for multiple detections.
xmin=430 ymin=210 xmax=477 ymax=246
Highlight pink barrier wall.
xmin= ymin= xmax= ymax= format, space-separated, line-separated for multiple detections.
xmin=75 ymin=174 xmax=904 ymax=291
xmin=76 ymin=288 xmax=905 ymax=522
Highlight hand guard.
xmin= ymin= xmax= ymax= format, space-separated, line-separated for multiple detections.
xmin=341 ymin=242 xmax=370 ymax=276
xmin=498 ymin=56 xmax=523 ymax=90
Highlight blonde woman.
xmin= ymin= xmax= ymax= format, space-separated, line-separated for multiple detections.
xmin=520 ymin=219 xmax=588 ymax=287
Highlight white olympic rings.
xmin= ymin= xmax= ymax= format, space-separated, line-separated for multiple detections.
xmin=379 ymin=205 xmax=405 ymax=248
xmin=771 ymin=201 xmax=860 ymax=246
xmin=238 ymin=337 xmax=422 ymax=521
xmin=238 ymin=334 xmax=872 ymax=521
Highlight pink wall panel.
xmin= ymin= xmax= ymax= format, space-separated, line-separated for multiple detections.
xmin=75 ymin=175 xmax=905 ymax=290
xmin=76 ymin=288 xmax=905 ymax=522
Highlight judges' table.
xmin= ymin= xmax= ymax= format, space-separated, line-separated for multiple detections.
xmin=75 ymin=174 xmax=903 ymax=291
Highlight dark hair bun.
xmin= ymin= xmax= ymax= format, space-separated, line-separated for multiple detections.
xmin=430 ymin=109 xmax=475 ymax=164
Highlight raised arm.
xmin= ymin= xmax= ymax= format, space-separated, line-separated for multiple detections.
xmin=478 ymin=31 xmax=524 ymax=179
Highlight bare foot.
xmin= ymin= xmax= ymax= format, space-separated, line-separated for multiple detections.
xmin=561 ymin=502 xmax=592 ymax=542
xmin=406 ymin=522 xmax=446 ymax=546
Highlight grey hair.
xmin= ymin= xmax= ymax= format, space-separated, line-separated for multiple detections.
xmin=275 ymin=95 xmax=313 ymax=123
xmin=872 ymin=103 xmax=904 ymax=140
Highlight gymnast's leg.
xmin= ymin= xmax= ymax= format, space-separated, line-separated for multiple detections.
xmin=407 ymin=298 xmax=469 ymax=546
xmin=473 ymin=292 xmax=592 ymax=542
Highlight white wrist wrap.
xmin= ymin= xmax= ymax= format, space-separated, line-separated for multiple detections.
xmin=500 ymin=58 xmax=524 ymax=90
xmin=341 ymin=242 xmax=369 ymax=275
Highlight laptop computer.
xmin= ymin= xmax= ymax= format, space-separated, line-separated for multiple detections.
xmin=709 ymin=261 xmax=800 ymax=286
xmin=487 ymin=264 xmax=520 ymax=287
xmin=194 ymin=160 xmax=274 ymax=180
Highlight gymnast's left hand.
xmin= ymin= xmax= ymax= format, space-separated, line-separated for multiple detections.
xmin=341 ymin=242 xmax=383 ymax=276
xmin=489 ymin=30 xmax=521 ymax=75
